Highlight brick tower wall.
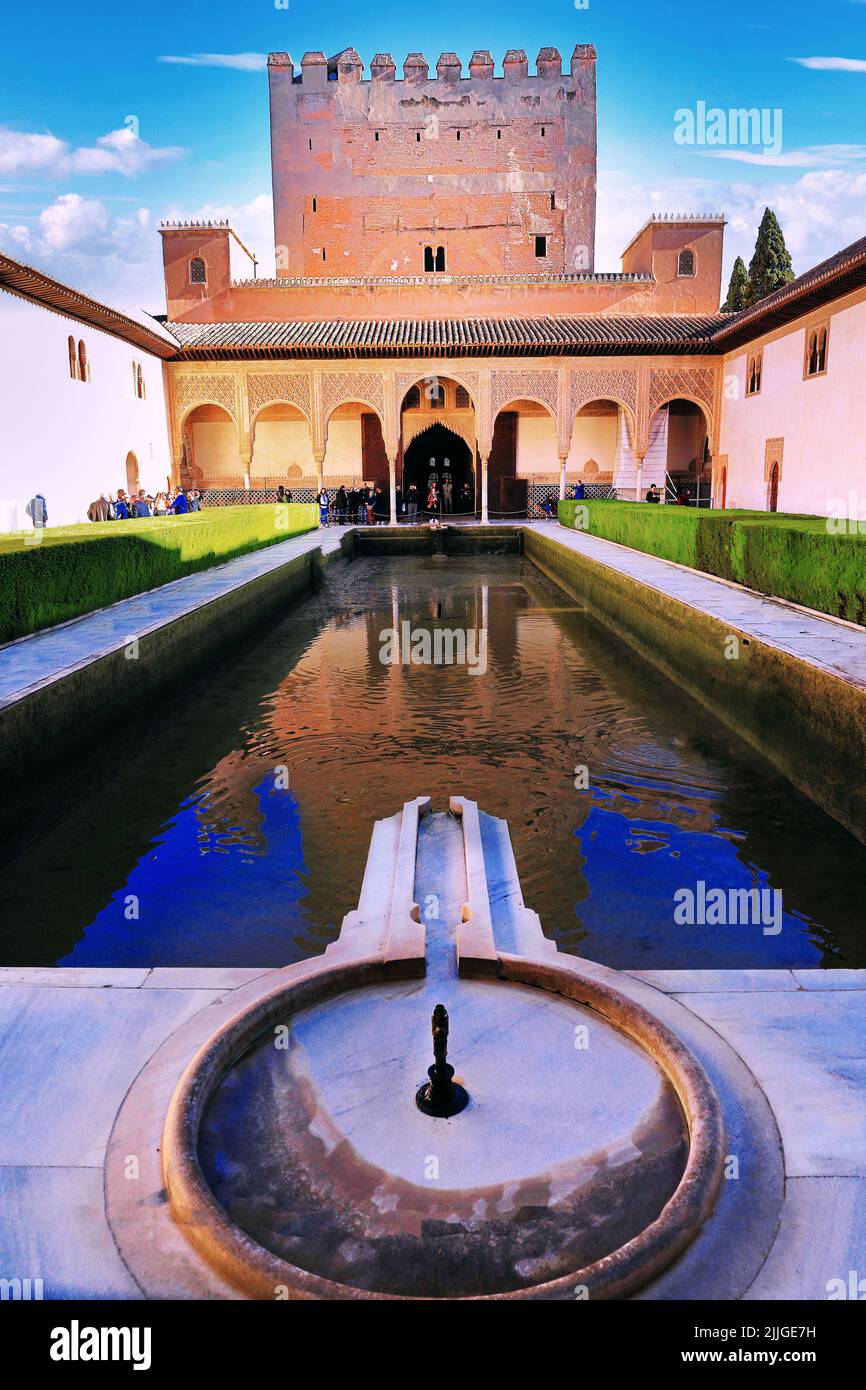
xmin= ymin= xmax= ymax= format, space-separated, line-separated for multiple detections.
xmin=268 ymin=45 xmax=597 ymax=278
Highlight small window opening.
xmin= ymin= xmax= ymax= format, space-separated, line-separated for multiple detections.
xmin=312 ymin=197 xmax=317 ymax=213
xmin=535 ymin=235 xmax=548 ymax=258
xmin=435 ymin=245 xmax=446 ymax=272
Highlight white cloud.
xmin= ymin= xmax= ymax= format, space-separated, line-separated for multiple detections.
xmin=158 ymin=53 xmax=267 ymax=72
xmin=696 ymin=144 xmax=866 ymax=168
xmin=0 ymin=195 xmax=163 ymax=311
xmin=0 ymin=222 xmax=31 ymax=249
xmin=38 ymin=193 xmax=110 ymax=251
xmin=0 ymin=190 xmax=275 ymax=313
xmin=790 ymin=57 xmax=866 ymax=72
xmin=0 ymin=125 xmax=185 ymax=179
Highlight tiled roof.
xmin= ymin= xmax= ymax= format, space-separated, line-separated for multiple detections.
xmin=0 ymin=252 xmax=180 ymax=358
xmin=711 ymin=233 xmax=866 ymax=350
xmin=169 ymin=313 xmax=726 ymax=359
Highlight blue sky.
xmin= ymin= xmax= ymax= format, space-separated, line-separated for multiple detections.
xmin=1 ymin=0 xmax=864 ymax=310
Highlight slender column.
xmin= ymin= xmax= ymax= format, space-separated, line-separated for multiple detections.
xmin=635 ymin=454 xmax=645 ymax=502
xmin=170 ymin=441 xmax=184 ymax=490
xmin=313 ymin=449 xmax=325 ymax=493
xmin=480 ymin=453 xmax=490 ymax=525
xmin=557 ymin=365 xmax=572 ymax=503
xmin=388 ymin=451 xmax=398 ymax=526
xmin=240 ymin=449 xmax=252 ymax=491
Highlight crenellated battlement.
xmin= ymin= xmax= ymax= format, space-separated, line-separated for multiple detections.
xmin=267 ymin=44 xmax=596 ymax=86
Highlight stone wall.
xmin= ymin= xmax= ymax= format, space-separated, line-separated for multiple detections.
xmin=267 ymin=46 xmax=598 ymax=278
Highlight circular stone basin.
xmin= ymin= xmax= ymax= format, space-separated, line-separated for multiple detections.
xmin=170 ymin=963 xmax=721 ymax=1300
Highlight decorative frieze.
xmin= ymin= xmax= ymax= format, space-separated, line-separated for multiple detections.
xmin=248 ymin=371 xmax=312 ymax=422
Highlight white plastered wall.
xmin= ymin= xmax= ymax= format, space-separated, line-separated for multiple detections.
xmin=0 ymin=289 xmax=172 ymax=529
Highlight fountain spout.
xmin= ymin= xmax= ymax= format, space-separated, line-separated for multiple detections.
xmin=415 ymin=1003 xmax=469 ymax=1117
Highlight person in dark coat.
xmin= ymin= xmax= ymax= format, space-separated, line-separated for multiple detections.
xmin=373 ymin=484 xmax=389 ymax=523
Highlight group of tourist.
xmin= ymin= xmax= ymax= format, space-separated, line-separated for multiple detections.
xmin=87 ymin=487 xmax=203 ymax=522
xmin=315 ymin=479 xmax=477 ymax=526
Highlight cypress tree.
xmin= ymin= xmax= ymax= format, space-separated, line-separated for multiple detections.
xmin=746 ymin=208 xmax=794 ymax=305
xmin=722 ymin=256 xmax=750 ymax=312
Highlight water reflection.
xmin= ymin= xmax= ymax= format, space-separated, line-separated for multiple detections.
xmin=1 ymin=557 xmax=863 ymax=967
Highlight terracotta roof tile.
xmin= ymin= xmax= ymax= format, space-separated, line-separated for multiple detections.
xmin=169 ymin=314 xmax=725 ymax=359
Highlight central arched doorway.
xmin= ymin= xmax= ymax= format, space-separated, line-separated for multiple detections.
xmin=403 ymin=423 xmax=473 ymax=513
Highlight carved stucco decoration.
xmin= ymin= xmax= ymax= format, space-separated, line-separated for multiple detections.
xmin=320 ymin=370 xmax=386 ymax=423
xmin=248 ymin=372 xmax=312 ymax=423
xmin=174 ymin=372 xmax=238 ymax=422
xmin=569 ymin=368 xmax=639 ymax=426
xmin=402 ymin=412 xmax=476 ymax=454
xmin=394 ymin=367 xmax=480 ymax=412
xmin=764 ymin=437 xmax=784 ymax=481
xmin=648 ymin=367 xmax=717 ymax=424
xmin=490 ymin=368 xmax=559 ymax=420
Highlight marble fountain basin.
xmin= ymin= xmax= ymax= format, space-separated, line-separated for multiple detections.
xmin=162 ymin=799 xmax=724 ymax=1300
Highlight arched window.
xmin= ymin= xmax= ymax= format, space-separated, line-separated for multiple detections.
xmin=424 ymin=246 xmax=435 ymax=273
xmin=434 ymin=245 xmax=446 ymax=272
xmin=455 ymin=385 xmax=470 ymax=409
xmin=189 ymin=257 xmax=207 ymax=285
xmin=804 ymin=325 xmax=829 ymax=378
xmin=68 ymin=336 xmax=77 ymax=380
xmin=404 ymin=385 xmax=421 ymax=409
xmin=429 ymin=381 xmax=445 ymax=409
xmin=77 ymin=340 xmax=88 ymax=382
xmin=747 ymin=352 xmax=762 ymax=397
xmin=677 ymin=249 xmax=696 ymax=277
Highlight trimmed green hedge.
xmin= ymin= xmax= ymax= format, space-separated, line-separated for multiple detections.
xmin=558 ymin=500 xmax=866 ymax=624
xmin=0 ymin=504 xmax=318 ymax=643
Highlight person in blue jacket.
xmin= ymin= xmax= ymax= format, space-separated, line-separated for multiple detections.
xmin=171 ymin=490 xmax=190 ymax=515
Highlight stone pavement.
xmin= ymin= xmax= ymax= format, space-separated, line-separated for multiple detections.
xmin=532 ymin=521 xmax=866 ymax=688
xmin=0 ymin=526 xmax=349 ymax=708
